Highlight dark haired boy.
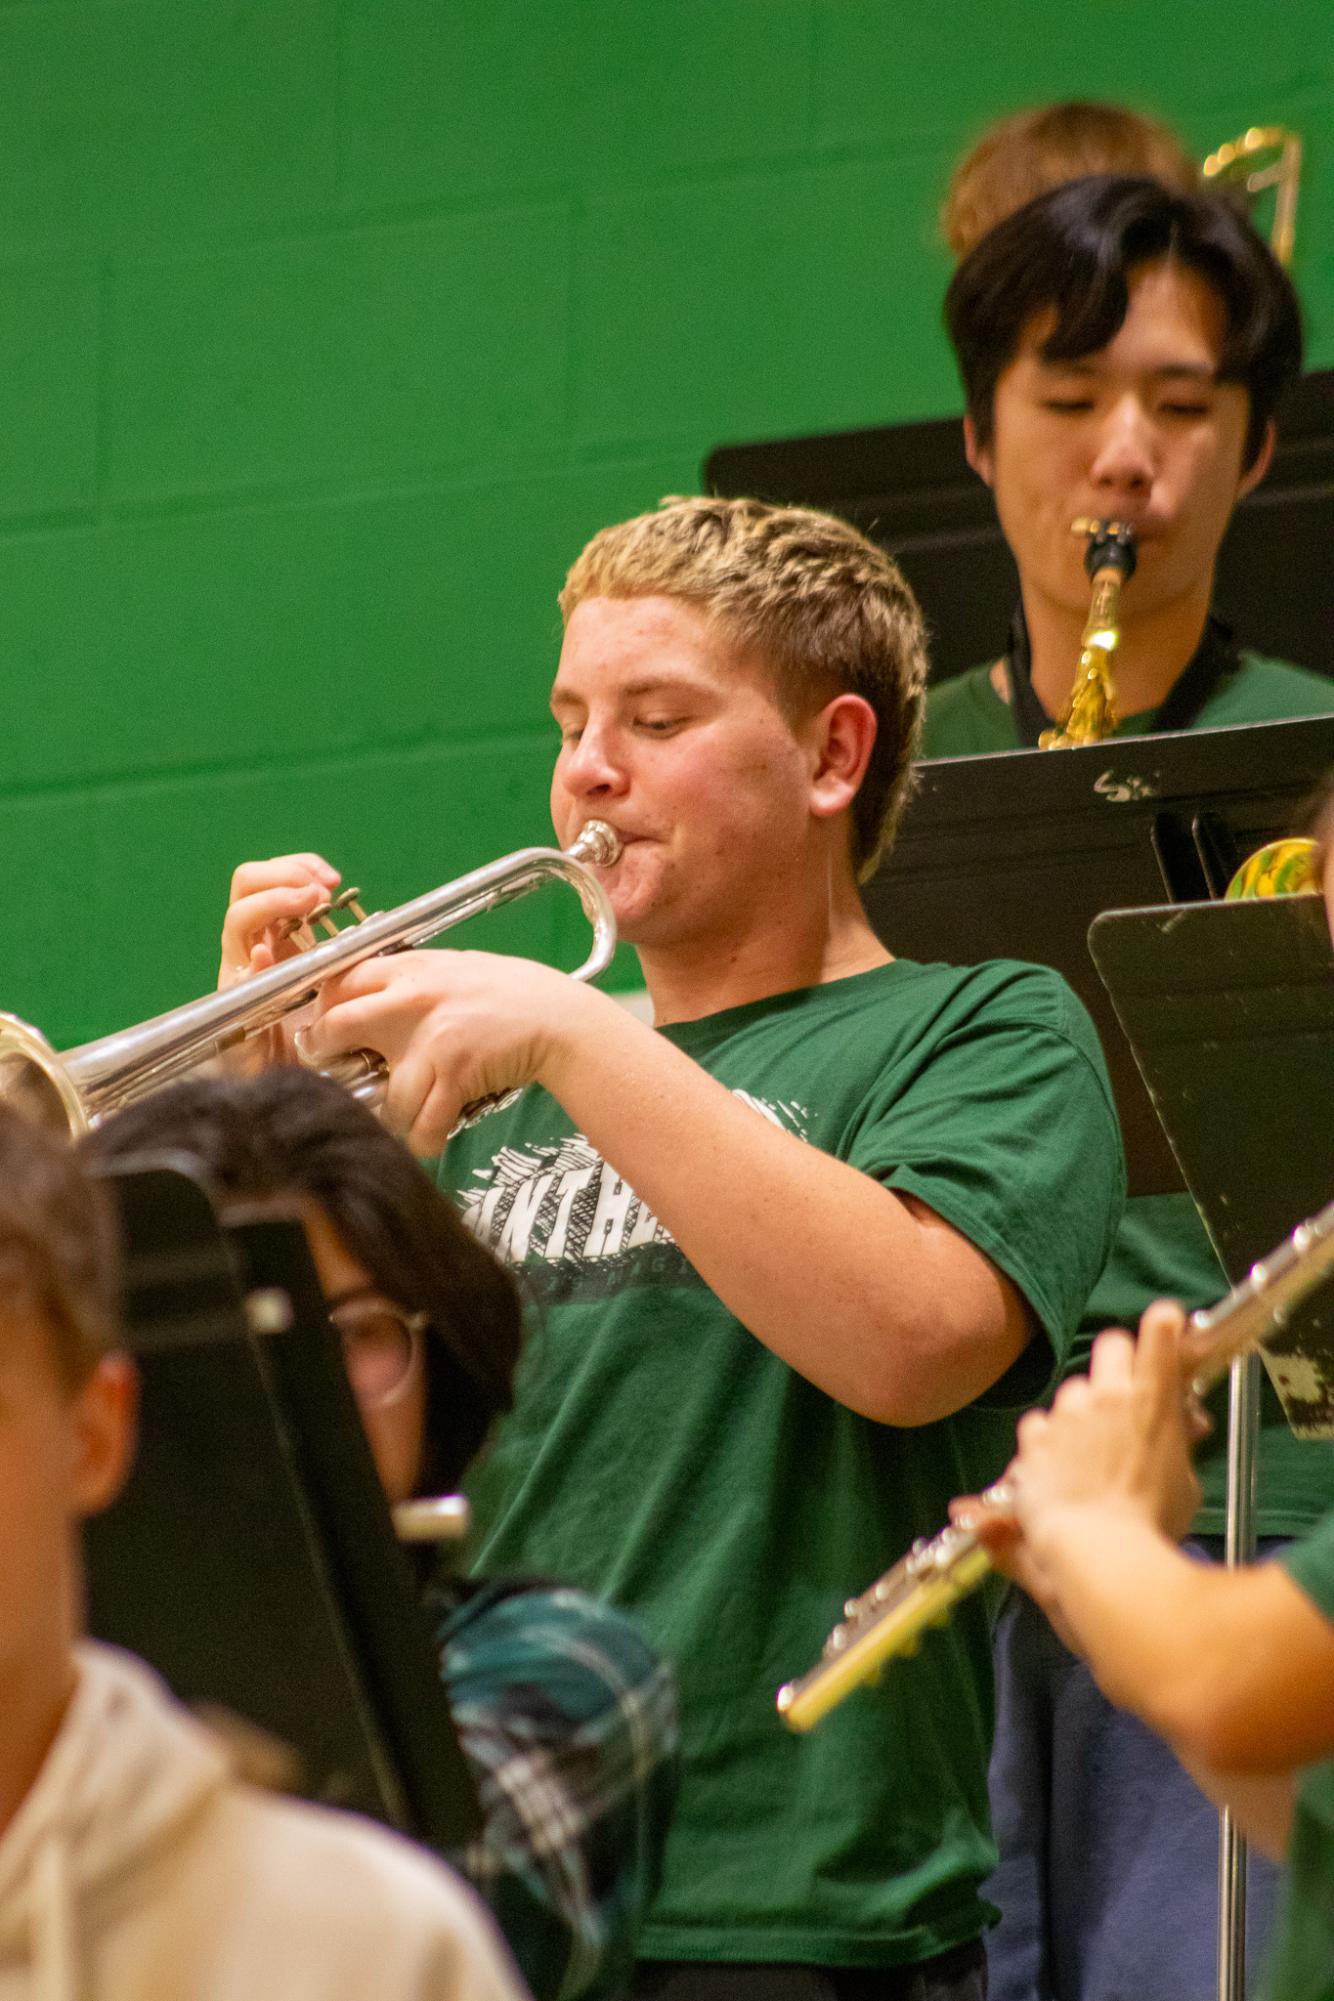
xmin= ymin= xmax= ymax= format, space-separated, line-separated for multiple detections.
xmin=0 ymin=1105 xmax=524 ymax=2001
xmin=926 ymin=174 xmax=1334 ymax=2001
xmin=929 ymin=175 xmax=1331 ymax=750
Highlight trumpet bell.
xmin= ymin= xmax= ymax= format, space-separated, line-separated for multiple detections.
xmin=0 ymin=1014 xmax=90 ymax=1139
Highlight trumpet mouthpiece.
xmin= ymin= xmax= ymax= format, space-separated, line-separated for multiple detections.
xmin=573 ymin=820 xmax=622 ymax=866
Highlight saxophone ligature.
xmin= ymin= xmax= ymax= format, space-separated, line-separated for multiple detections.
xmin=1038 ymin=519 xmax=1138 ymax=749
xmin=777 ymin=1195 xmax=1334 ymax=1732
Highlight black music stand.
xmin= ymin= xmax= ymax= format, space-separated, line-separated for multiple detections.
xmin=1089 ymin=892 xmax=1334 ymax=1435
xmin=1090 ymin=891 xmax=1334 ymax=2001
xmin=86 ymin=1157 xmax=480 ymax=1850
xmin=862 ymin=713 xmax=1334 ymax=1194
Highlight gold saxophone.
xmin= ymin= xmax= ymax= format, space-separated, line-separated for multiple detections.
xmin=1038 ymin=520 xmax=1138 ymax=749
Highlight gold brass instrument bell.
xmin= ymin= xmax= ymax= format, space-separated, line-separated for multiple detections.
xmin=0 ymin=821 xmax=621 ymax=1142
xmin=1224 ymin=836 xmax=1321 ymax=901
xmin=1038 ymin=519 xmax=1138 ymax=749
xmin=1203 ymin=126 xmax=1302 ymax=268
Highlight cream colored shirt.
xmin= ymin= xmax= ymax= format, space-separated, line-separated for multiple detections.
xmin=0 ymin=1643 xmax=528 ymax=2001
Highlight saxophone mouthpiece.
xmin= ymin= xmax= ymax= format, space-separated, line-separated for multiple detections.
xmin=1070 ymin=517 xmax=1138 ymax=584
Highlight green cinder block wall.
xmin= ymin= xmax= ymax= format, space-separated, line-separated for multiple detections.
xmin=4 ymin=0 xmax=1332 ymax=1047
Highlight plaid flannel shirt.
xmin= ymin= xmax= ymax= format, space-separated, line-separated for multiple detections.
xmin=429 ymin=1577 xmax=679 ymax=2001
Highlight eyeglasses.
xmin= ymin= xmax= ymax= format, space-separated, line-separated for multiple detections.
xmin=327 ymin=1297 xmax=427 ymax=1410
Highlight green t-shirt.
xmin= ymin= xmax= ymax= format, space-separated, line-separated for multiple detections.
xmin=923 ymin=652 xmax=1334 ymax=1535
xmin=1264 ymin=1514 xmax=1334 ymax=2001
xmin=443 ymin=959 xmax=1123 ymax=1967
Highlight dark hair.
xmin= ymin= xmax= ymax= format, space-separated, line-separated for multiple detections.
xmin=0 ymin=1104 xmax=118 ymax=1387
xmin=82 ymin=1071 xmax=522 ymax=1492
xmin=945 ymin=175 xmax=1303 ymax=469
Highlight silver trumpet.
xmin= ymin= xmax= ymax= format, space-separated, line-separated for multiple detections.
xmin=0 ymin=821 xmax=621 ymax=1141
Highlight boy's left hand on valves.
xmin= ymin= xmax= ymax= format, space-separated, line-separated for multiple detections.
xmin=301 ymin=950 xmax=595 ymax=1155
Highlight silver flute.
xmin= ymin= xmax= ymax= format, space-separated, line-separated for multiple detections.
xmin=777 ymin=1196 xmax=1334 ymax=1731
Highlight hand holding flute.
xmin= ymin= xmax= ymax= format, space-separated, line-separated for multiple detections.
xmin=779 ymin=1197 xmax=1334 ymax=1729
xmin=950 ymin=1302 xmax=1209 ymax=1640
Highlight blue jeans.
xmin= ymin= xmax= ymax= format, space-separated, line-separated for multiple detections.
xmin=985 ymin=1544 xmax=1280 ymax=2001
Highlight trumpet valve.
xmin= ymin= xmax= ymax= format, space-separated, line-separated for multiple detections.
xmin=280 ymin=886 xmax=366 ymax=944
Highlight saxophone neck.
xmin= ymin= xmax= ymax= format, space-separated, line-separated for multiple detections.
xmin=1082 ymin=567 xmax=1126 ymax=652
xmin=1039 ymin=520 xmax=1138 ymax=750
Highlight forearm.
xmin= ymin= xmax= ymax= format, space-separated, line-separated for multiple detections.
xmin=538 ymin=990 xmax=1029 ymax=1422
xmin=1175 ymin=1754 xmax=1294 ymax=1861
xmin=1027 ymin=1507 xmax=1334 ymax=1772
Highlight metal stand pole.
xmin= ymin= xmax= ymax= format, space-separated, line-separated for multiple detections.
xmin=1217 ymin=1351 xmax=1261 ymax=2001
